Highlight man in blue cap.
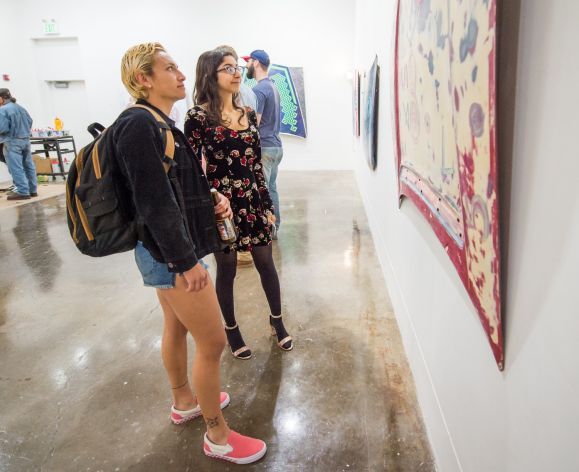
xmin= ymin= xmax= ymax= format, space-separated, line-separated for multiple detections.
xmin=242 ymin=50 xmax=282 ymax=239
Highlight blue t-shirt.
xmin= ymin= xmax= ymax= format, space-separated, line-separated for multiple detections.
xmin=253 ymin=78 xmax=282 ymax=148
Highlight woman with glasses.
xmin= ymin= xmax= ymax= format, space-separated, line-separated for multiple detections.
xmin=185 ymin=49 xmax=293 ymax=360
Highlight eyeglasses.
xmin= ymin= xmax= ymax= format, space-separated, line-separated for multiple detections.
xmin=217 ymin=65 xmax=243 ymax=75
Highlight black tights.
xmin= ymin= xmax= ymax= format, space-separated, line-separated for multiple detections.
xmin=214 ymin=245 xmax=281 ymax=328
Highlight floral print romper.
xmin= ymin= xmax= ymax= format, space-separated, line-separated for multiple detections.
xmin=184 ymin=106 xmax=275 ymax=252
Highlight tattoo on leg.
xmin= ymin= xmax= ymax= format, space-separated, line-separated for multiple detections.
xmin=206 ymin=416 xmax=220 ymax=429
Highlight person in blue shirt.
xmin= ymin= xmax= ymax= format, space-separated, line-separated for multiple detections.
xmin=242 ymin=50 xmax=282 ymax=239
xmin=0 ymin=89 xmax=37 ymax=200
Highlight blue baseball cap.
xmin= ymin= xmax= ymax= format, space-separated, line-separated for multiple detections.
xmin=242 ymin=50 xmax=270 ymax=67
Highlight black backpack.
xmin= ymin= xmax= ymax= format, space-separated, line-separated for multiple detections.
xmin=66 ymin=105 xmax=175 ymax=257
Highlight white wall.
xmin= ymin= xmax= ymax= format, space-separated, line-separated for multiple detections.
xmin=354 ymin=0 xmax=579 ymax=471
xmin=2 ymin=0 xmax=356 ymax=179
xmin=0 ymin=11 xmax=21 ymax=183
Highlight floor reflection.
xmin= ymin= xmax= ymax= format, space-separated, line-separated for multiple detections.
xmin=277 ymin=198 xmax=308 ymax=266
xmin=12 ymin=204 xmax=62 ymax=291
xmin=0 ymin=227 xmax=10 ymax=328
xmin=0 ymin=173 xmax=435 ymax=471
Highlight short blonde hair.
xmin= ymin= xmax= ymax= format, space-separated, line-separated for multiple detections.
xmin=121 ymin=42 xmax=166 ymax=99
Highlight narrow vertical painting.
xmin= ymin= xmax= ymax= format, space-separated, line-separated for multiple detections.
xmin=364 ymin=57 xmax=380 ymax=170
xmin=394 ymin=0 xmax=503 ymax=368
xmin=352 ymin=70 xmax=360 ymax=137
xmin=243 ymin=64 xmax=308 ymax=138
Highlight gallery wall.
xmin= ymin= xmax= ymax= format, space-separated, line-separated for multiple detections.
xmin=0 ymin=17 xmax=20 ymax=183
xmin=0 ymin=0 xmax=356 ymax=185
xmin=353 ymin=0 xmax=579 ymax=470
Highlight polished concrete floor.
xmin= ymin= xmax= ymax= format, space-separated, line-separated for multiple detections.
xmin=0 ymin=171 xmax=435 ymax=471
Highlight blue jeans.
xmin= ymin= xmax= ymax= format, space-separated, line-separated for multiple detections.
xmin=261 ymin=146 xmax=283 ymax=228
xmin=3 ymin=139 xmax=37 ymax=196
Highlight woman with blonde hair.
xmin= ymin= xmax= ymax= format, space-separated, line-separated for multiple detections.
xmin=115 ymin=42 xmax=266 ymax=464
xmin=185 ymin=49 xmax=293 ymax=360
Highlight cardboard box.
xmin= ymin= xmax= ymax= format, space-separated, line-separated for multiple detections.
xmin=33 ymin=154 xmax=53 ymax=174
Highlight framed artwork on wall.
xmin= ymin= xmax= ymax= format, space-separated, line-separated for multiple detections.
xmin=352 ymin=70 xmax=360 ymax=137
xmin=394 ymin=0 xmax=503 ymax=368
xmin=363 ymin=56 xmax=380 ymax=170
xmin=242 ymin=64 xmax=307 ymax=138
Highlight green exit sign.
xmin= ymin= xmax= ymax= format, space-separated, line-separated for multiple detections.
xmin=42 ymin=19 xmax=58 ymax=35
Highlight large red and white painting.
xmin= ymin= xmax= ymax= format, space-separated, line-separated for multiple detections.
xmin=394 ymin=0 xmax=503 ymax=368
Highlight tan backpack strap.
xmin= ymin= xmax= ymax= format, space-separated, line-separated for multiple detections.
xmin=131 ymin=104 xmax=175 ymax=174
xmin=163 ymin=126 xmax=175 ymax=163
xmin=73 ymin=148 xmax=95 ymax=242
xmin=90 ymin=128 xmax=108 ymax=180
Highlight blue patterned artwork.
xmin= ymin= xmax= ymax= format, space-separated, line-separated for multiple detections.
xmin=363 ymin=56 xmax=380 ymax=170
xmin=242 ymin=65 xmax=307 ymax=138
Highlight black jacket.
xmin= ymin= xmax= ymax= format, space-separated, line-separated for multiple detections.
xmin=112 ymin=100 xmax=223 ymax=273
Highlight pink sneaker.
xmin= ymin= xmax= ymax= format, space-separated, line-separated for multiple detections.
xmin=170 ymin=392 xmax=230 ymax=425
xmin=203 ymin=430 xmax=267 ymax=464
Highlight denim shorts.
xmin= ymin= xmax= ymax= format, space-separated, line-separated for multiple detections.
xmin=134 ymin=241 xmax=209 ymax=289
xmin=134 ymin=241 xmax=176 ymax=289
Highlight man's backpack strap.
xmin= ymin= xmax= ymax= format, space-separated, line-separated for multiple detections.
xmin=131 ymin=104 xmax=175 ymax=173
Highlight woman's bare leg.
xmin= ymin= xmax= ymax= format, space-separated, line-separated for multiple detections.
xmin=157 ymin=275 xmax=231 ymax=444
xmin=158 ymin=294 xmax=197 ymax=410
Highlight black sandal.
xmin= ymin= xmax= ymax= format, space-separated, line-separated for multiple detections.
xmin=269 ymin=314 xmax=293 ymax=351
xmin=224 ymin=323 xmax=252 ymax=359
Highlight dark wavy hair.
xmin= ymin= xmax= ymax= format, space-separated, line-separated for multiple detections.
xmin=0 ymin=88 xmax=15 ymax=103
xmin=194 ymin=49 xmax=245 ymax=127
